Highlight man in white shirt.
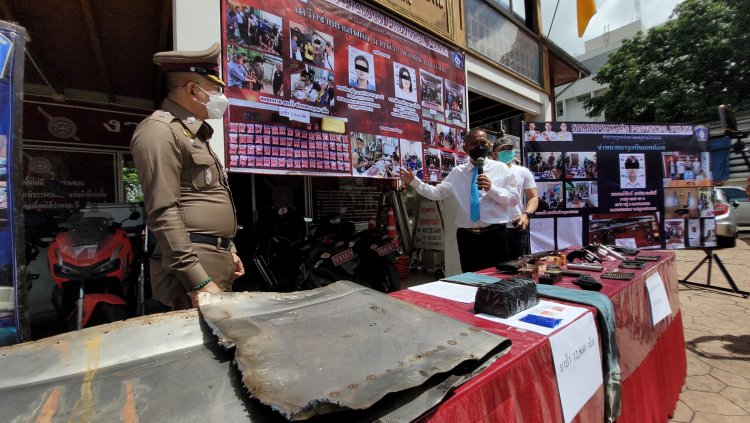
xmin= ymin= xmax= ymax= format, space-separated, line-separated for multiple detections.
xmin=541 ymin=122 xmax=558 ymax=141
xmin=400 ymin=129 xmax=520 ymax=272
xmin=491 ymin=139 xmax=538 ymax=258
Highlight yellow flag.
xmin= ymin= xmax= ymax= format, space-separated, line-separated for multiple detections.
xmin=577 ymin=0 xmax=597 ymax=37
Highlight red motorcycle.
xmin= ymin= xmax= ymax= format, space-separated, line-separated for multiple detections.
xmin=47 ymin=209 xmax=141 ymax=330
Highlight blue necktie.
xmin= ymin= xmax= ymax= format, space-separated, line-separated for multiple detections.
xmin=470 ymin=165 xmax=480 ymax=222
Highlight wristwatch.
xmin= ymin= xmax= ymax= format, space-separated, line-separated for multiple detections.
xmin=524 ymin=211 xmax=532 ymax=218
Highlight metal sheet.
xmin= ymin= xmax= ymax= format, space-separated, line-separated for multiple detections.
xmin=198 ymin=281 xmax=511 ymax=421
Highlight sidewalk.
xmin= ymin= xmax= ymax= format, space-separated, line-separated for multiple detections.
xmin=670 ymin=233 xmax=750 ymax=422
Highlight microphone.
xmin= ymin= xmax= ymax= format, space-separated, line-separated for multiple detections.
xmin=477 ymin=157 xmax=484 ymax=175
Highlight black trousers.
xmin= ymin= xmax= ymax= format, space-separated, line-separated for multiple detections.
xmin=456 ymin=225 xmax=512 ymax=273
xmin=507 ymin=227 xmax=530 ymax=260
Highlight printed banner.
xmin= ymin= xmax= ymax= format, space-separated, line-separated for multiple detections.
xmin=0 ymin=23 xmax=25 ymax=346
xmin=222 ymin=0 xmax=467 ymax=180
xmin=524 ymin=121 xmax=715 ymax=250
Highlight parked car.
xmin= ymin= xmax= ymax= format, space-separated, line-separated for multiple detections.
xmin=714 ymin=188 xmax=738 ymax=248
xmin=718 ymin=186 xmax=750 ymax=227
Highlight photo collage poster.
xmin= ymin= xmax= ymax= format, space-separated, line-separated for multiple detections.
xmin=222 ymin=0 xmax=468 ymax=180
xmin=524 ymin=121 xmax=714 ymax=251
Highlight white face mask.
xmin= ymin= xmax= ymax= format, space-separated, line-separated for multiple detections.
xmin=195 ymin=85 xmax=229 ymax=119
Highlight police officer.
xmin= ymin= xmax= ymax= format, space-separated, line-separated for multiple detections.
xmin=131 ymin=43 xmax=244 ymax=310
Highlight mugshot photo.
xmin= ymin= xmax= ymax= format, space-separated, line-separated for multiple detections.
xmin=348 ymin=47 xmax=375 ymax=91
xmin=619 ymin=153 xmax=646 ymax=189
xmin=393 ymin=62 xmax=417 ymax=103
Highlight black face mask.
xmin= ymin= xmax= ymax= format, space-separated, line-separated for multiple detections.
xmin=469 ymin=145 xmax=489 ymax=161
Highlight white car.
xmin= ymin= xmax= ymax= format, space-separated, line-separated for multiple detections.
xmin=718 ymin=186 xmax=750 ymax=227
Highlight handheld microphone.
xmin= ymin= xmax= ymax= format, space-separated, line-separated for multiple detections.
xmin=477 ymin=157 xmax=484 ymax=175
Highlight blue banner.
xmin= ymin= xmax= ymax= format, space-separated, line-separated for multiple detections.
xmin=0 ymin=22 xmax=26 ymax=346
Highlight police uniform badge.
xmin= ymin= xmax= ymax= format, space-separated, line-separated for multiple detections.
xmin=205 ymin=168 xmax=213 ymax=185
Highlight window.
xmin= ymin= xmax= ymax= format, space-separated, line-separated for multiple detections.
xmin=466 ymin=0 xmax=540 ymax=83
xmin=557 ymin=102 xmax=564 ymax=117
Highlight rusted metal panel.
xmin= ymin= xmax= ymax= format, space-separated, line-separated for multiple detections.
xmin=0 ymin=284 xmax=510 ymax=422
xmin=199 ymin=281 xmax=511 ymax=421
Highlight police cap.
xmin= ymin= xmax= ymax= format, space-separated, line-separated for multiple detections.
xmin=153 ymin=42 xmax=225 ymax=87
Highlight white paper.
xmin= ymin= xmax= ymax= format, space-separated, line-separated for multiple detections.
xmin=645 ymin=272 xmax=671 ymax=325
xmin=530 ymin=218 xmax=555 ymax=252
xmin=408 ymin=281 xmax=477 ymax=303
xmin=614 ymin=238 xmax=637 ymax=249
xmin=475 ymin=300 xmax=588 ymax=335
xmin=557 ymin=217 xmax=582 ymax=250
xmin=549 ymin=312 xmax=603 ymax=423
xmin=279 ymin=106 xmax=311 ymax=123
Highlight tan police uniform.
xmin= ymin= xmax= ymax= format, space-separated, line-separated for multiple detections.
xmin=130 ymin=43 xmax=237 ymax=309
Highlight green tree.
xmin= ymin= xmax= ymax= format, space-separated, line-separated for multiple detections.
xmin=122 ymin=166 xmax=143 ymax=203
xmin=584 ymin=0 xmax=750 ymax=123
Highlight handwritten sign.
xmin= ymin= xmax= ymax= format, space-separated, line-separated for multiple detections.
xmin=645 ymin=272 xmax=671 ymax=325
xmin=549 ymin=312 xmax=603 ymax=423
xmin=279 ymin=106 xmax=310 ymax=124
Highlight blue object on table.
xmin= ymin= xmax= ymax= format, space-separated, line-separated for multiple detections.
xmin=519 ymin=314 xmax=562 ymax=328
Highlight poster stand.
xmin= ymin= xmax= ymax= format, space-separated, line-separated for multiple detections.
xmin=408 ymin=195 xmax=446 ymax=280
xmin=678 ymin=248 xmax=748 ymax=298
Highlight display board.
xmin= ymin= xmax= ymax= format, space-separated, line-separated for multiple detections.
xmin=524 ymin=121 xmax=714 ymax=250
xmin=222 ymin=0 xmax=468 ymax=180
xmin=0 ymin=22 xmax=26 ymax=346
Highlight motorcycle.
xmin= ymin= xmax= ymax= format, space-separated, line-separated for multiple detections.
xmin=307 ymin=215 xmax=400 ymax=293
xmin=47 ymin=208 xmax=141 ymax=330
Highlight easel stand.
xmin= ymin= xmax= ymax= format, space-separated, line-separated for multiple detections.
xmin=679 ymin=248 xmax=748 ymax=298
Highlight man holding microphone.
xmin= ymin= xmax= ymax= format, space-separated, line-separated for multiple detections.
xmin=400 ymin=129 xmax=519 ymax=272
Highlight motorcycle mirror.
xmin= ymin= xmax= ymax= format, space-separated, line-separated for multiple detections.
xmin=127 ymin=211 xmax=141 ymax=221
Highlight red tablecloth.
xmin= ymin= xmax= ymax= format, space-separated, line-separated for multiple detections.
xmin=391 ymin=251 xmax=686 ymax=422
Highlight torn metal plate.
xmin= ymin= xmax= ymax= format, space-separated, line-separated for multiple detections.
xmin=198 ymin=281 xmax=511 ymax=421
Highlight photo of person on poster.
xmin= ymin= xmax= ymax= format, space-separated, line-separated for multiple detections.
xmin=422 ymin=120 xmax=436 ymax=146
xmin=557 ymin=122 xmax=573 ymax=141
xmin=419 ymin=69 xmax=444 ymax=114
xmin=393 ymin=63 xmax=417 ymax=103
xmin=444 ymin=80 xmax=466 ymax=123
xmin=348 ymin=47 xmax=375 ymax=90
xmin=399 ymin=139 xmax=423 ymax=176
xmin=424 ymin=148 xmax=441 ymax=182
xmin=541 ymin=122 xmax=558 ymax=141
xmin=289 ymin=23 xmax=335 ymax=71
xmin=226 ymin=6 xmax=283 ymax=57
xmin=524 ymin=122 xmax=539 ymax=141
xmin=290 ymin=64 xmax=334 ymax=104
xmin=619 ymin=154 xmax=646 ymax=189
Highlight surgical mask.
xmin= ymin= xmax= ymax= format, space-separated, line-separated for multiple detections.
xmin=498 ymin=150 xmax=515 ymax=164
xmin=195 ymin=85 xmax=229 ymax=119
xmin=469 ymin=145 xmax=489 ymax=161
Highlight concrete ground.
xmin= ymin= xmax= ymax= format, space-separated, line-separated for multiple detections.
xmin=670 ymin=232 xmax=750 ymax=422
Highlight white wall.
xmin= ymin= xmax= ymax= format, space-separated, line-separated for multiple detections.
xmin=173 ymin=0 xmax=225 ymax=165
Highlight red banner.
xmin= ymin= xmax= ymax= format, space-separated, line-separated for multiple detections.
xmin=223 ymin=0 xmax=467 ymax=180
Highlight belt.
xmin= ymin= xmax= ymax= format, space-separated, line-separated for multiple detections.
xmin=459 ymin=224 xmax=506 ymax=235
xmin=190 ymin=233 xmax=233 ymax=249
